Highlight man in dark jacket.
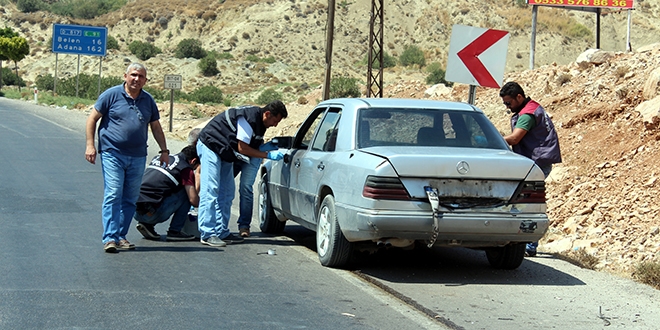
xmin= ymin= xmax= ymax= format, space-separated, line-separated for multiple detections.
xmin=196 ymin=101 xmax=288 ymax=247
xmin=500 ymin=81 xmax=562 ymax=257
xmin=134 ymin=145 xmax=200 ymax=241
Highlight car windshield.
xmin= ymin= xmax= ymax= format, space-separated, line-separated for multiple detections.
xmin=357 ymin=108 xmax=509 ymax=150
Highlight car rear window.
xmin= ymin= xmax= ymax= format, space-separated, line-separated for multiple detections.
xmin=357 ymin=108 xmax=509 ymax=150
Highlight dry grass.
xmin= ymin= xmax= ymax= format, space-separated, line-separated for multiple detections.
xmin=634 ymin=262 xmax=660 ymax=290
xmin=557 ymin=249 xmax=599 ymax=270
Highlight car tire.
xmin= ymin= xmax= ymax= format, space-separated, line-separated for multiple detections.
xmin=485 ymin=243 xmax=526 ymax=270
xmin=316 ymin=195 xmax=352 ymax=268
xmin=258 ymin=172 xmax=285 ymax=234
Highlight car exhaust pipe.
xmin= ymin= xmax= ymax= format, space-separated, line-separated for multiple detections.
xmin=376 ymin=238 xmax=414 ymax=248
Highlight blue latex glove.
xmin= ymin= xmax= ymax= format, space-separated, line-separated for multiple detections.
xmin=259 ymin=141 xmax=278 ymax=152
xmin=267 ymin=151 xmax=284 ymax=161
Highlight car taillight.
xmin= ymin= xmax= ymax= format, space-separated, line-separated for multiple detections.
xmin=362 ymin=176 xmax=410 ymax=200
xmin=510 ymin=181 xmax=545 ymax=203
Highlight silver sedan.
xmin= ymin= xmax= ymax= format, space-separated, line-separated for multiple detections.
xmin=258 ymin=98 xmax=548 ymax=269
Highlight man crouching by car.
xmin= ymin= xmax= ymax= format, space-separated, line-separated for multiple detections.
xmin=134 ymin=145 xmax=200 ymax=241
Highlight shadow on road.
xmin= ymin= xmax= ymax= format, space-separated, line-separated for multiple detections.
xmin=281 ymin=223 xmax=586 ymax=287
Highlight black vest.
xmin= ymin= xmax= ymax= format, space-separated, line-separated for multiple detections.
xmin=137 ymin=153 xmax=192 ymax=206
xmin=198 ymin=106 xmax=267 ymax=162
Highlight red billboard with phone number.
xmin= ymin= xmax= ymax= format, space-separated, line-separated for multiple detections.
xmin=527 ymin=0 xmax=633 ymax=8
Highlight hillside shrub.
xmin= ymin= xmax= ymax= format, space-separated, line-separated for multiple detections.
xmin=187 ymin=85 xmax=223 ymax=104
xmin=330 ymin=76 xmax=360 ymax=98
xmin=143 ymin=86 xmax=166 ymax=101
xmin=128 ymin=40 xmax=161 ymax=61
xmin=15 ymin=0 xmax=42 ymax=13
xmin=255 ymin=88 xmax=282 ymax=105
xmin=175 ymin=38 xmax=206 ymax=59
xmin=198 ymin=56 xmax=219 ymax=76
xmin=0 ymin=67 xmax=26 ymax=87
xmin=399 ymin=45 xmax=425 ymax=67
xmin=107 ymin=35 xmax=119 ymax=50
xmin=425 ymin=62 xmax=452 ymax=87
xmin=49 ymin=0 xmax=126 ymax=19
xmin=361 ymin=51 xmax=396 ymax=68
xmin=53 ymin=74 xmax=122 ymax=99
xmin=35 ymin=74 xmax=55 ymax=91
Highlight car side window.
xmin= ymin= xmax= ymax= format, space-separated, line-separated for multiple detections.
xmin=311 ymin=109 xmax=341 ymax=152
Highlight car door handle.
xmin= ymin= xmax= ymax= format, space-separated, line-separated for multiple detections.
xmin=294 ymin=159 xmax=300 ymax=168
xmin=317 ymin=162 xmax=325 ymax=171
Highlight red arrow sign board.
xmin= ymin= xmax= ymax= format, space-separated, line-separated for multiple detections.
xmin=445 ymin=25 xmax=510 ymax=88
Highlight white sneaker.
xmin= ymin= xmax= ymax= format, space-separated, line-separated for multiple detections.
xmin=200 ymin=236 xmax=227 ymax=247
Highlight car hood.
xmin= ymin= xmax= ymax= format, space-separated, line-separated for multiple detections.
xmin=360 ymin=146 xmax=535 ymax=180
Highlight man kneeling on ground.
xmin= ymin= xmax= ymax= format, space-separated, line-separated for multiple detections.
xmin=134 ymin=145 xmax=200 ymax=241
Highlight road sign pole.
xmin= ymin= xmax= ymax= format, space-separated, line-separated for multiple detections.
xmin=169 ymin=89 xmax=174 ymax=132
xmin=76 ymin=54 xmax=80 ymax=98
xmin=468 ymin=85 xmax=477 ymax=105
xmin=54 ymin=53 xmax=58 ymax=94
xmin=98 ymin=57 xmax=102 ymax=97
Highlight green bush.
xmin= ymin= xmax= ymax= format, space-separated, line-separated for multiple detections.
xmin=330 ymin=76 xmax=360 ymax=98
xmin=399 ymin=45 xmax=425 ymax=67
xmin=128 ymin=40 xmax=161 ymax=61
xmin=107 ymin=35 xmax=119 ymax=50
xmin=187 ymin=85 xmax=223 ymax=104
xmin=246 ymin=54 xmax=259 ymax=62
xmin=0 ymin=67 xmax=26 ymax=87
xmin=49 ymin=0 xmax=126 ymax=18
xmin=175 ymin=38 xmax=206 ymax=59
xmin=143 ymin=86 xmax=166 ymax=101
xmin=16 ymin=0 xmax=42 ymax=12
xmin=53 ymin=74 xmax=122 ymax=99
xmin=198 ymin=56 xmax=219 ymax=76
xmin=361 ymin=51 xmax=397 ymax=68
xmin=425 ymin=63 xmax=453 ymax=87
xmin=207 ymin=50 xmax=233 ymax=60
xmin=35 ymin=74 xmax=55 ymax=91
xmin=255 ymin=88 xmax=282 ymax=105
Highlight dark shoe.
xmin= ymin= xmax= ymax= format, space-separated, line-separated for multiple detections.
xmin=200 ymin=236 xmax=227 ymax=247
xmin=166 ymin=230 xmax=195 ymax=241
xmin=104 ymin=241 xmax=118 ymax=253
xmin=239 ymin=228 xmax=250 ymax=238
xmin=117 ymin=239 xmax=135 ymax=250
xmin=136 ymin=223 xmax=160 ymax=240
xmin=222 ymin=233 xmax=244 ymax=244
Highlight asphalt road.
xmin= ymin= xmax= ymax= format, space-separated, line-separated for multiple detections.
xmin=1 ymin=97 xmax=658 ymax=330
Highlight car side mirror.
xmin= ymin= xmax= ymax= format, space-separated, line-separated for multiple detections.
xmin=271 ymin=136 xmax=293 ymax=149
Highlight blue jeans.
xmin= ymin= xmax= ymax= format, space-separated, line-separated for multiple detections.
xmin=234 ymin=157 xmax=261 ymax=230
xmin=100 ymin=151 xmax=146 ymax=244
xmin=196 ymin=140 xmax=235 ymax=240
xmin=133 ymin=189 xmax=191 ymax=232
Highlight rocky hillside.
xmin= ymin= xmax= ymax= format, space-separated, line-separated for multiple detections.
xmin=1 ymin=0 xmax=660 ymax=281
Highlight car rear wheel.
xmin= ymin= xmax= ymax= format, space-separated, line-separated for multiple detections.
xmin=485 ymin=243 xmax=526 ymax=269
xmin=258 ymin=172 xmax=285 ymax=234
xmin=316 ymin=195 xmax=352 ymax=268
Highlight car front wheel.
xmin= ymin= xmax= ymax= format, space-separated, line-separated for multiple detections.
xmin=258 ymin=172 xmax=285 ymax=234
xmin=485 ymin=243 xmax=526 ymax=269
xmin=316 ymin=195 xmax=352 ymax=268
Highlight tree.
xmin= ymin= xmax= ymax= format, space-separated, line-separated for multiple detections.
xmin=0 ymin=27 xmax=18 ymax=90
xmin=0 ymin=35 xmax=29 ymax=91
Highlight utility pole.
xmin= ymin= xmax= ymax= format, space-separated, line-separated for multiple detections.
xmin=366 ymin=0 xmax=384 ymax=98
xmin=322 ymin=0 xmax=336 ymax=100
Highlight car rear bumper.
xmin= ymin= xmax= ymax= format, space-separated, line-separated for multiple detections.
xmin=336 ymin=205 xmax=549 ymax=247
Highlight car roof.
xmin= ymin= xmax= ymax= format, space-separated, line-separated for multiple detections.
xmin=316 ymin=98 xmax=481 ymax=112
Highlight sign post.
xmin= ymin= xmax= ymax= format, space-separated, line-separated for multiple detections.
xmin=51 ymin=24 xmax=107 ymax=96
xmin=445 ymin=25 xmax=510 ymax=104
xmin=164 ymin=75 xmax=183 ymax=132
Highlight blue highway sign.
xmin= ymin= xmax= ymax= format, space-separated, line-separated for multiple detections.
xmin=52 ymin=24 xmax=107 ymax=56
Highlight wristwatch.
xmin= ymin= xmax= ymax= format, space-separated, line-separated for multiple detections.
xmin=159 ymin=149 xmax=169 ymax=154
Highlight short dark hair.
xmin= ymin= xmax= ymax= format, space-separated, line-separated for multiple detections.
xmin=180 ymin=145 xmax=198 ymax=162
xmin=499 ymin=81 xmax=526 ymax=99
xmin=263 ymin=100 xmax=288 ymax=118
